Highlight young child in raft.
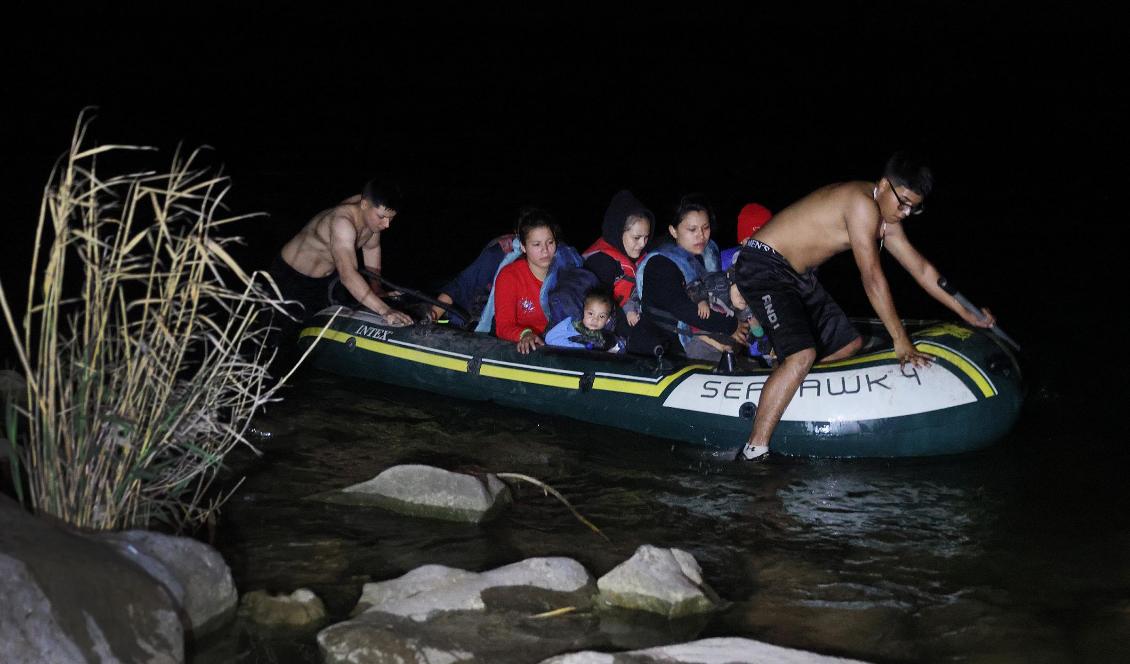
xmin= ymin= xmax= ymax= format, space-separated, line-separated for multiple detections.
xmin=727 ymin=279 xmax=773 ymax=362
xmin=545 ymin=289 xmax=625 ymax=353
xmin=684 ymin=270 xmax=774 ymax=360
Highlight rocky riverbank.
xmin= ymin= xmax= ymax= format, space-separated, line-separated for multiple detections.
xmin=2 ymin=464 xmax=871 ymax=662
xmin=0 ymin=495 xmax=236 ymax=663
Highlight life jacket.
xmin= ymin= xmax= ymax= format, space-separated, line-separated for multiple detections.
xmin=635 ymin=240 xmax=721 ymax=349
xmin=582 ymin=237 xmax=642 ymax=307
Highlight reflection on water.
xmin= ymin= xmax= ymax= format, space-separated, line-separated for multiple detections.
xmin=776 ymin=476 xmax=983 ymax=556
xmin=196 ymin=369 xmax=1130 ymax=663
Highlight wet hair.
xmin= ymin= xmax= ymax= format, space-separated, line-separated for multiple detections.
xmin=582 ymin=287 xmax=614 ymax=312
xmin=516 ymin=207 xmax=561 ymax=245
xmin=883 ymin=152 xmax=934 ymax=198
xmin=670 ymin=193 xmax=716 ymax=231
xmin=362 ymin=180 xmax=403 ymax=211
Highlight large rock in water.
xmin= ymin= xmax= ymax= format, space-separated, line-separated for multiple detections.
xmin=239 ymin=588 xmax=327 ymax=629
xmin=596 ymin=545 xmax=718 ymax=618
xmin=539 ymin=637 xmax=872 ymax=663
xmin=318 ymin=557 xmax=598 ymax=664
xmin=333 ymin=464 xmax=512 ymax=523
xmin=351 ymin=558 xmax=595 ymax=620
xmin=97 ymin=529 xmax=237 ymax=637
xmin=0 ymin=496 xmax=183 ymax=663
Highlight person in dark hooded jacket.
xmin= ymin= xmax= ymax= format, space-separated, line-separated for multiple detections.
xmin=582 ymin=190 xmax=654 ymax=334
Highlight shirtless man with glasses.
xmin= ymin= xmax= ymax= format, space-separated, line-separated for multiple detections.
xmin=732 ymin=152 xmax=997 ymax=461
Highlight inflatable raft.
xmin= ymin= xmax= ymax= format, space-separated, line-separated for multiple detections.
xmin=298 ymin=309 xmax=1023 ymax=458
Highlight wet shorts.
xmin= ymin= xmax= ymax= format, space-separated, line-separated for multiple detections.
xmin=732 ymin=239 xmax=860 ymax=359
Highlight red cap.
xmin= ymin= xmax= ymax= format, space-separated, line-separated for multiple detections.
xmin=737 ymin=203 xmax=772 ymax=242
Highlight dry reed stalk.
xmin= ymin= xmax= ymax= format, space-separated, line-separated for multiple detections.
xmin=0 ymin=111 xmax=325 ymax=531
xmin=495 ymin=472 xmax=609 ymax=541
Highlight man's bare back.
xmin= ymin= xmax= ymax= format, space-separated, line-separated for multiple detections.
xmin=280 ymin=195 xmax=379 ymax=278
xmin=751 ymin=181 xmax=877 ymax=274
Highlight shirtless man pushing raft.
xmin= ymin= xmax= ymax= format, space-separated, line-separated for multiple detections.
xmin=269 ymin=180 xmax=413 ymax=328
xmin=733 ymin=152 xmax=998 ymax=461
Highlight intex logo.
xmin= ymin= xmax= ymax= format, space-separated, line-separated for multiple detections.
xmin=354 ymin=325 xmax=391 ymax=341
xmin=761 ymin=294 xmax=780 ymax=329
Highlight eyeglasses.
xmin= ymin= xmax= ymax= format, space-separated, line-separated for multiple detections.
xmin=887 ymin=179 xmax=925 ymax=216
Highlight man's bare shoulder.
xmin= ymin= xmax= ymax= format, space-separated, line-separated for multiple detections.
xmin=318 ymin=204 xmax=359 ymax=235
xmin=837 ymin=181 xmax=880 ymax=226
xmin=821 ymin=181 xmax=875 ymax=205
xmin=770 ymin=181 xmax=868 ymax=224
xmin=286 ymin=206 xmax=356 ymax=259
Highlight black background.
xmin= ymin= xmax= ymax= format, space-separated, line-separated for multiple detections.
xmin=4 ymin=5 xmax=1127 ymax=411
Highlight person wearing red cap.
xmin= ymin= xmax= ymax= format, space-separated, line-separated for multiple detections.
xmin=721 ymin=202 xmax=773 ymax=270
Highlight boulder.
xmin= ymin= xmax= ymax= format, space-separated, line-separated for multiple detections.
xmin=318 ymin=557 xmax=598 ymax=664
xmin=98 ymin=529 xmax=237 ymax=637
xmin=329 ymin=464 xmax=512 ymax=523
xmin=352 ymin=557 xmax=595 ymax=620
xmin=352 ymin=564 xmax=480 ymax=616
xmin=320 ymin=610 xmax=596 ymax=664
xmin=596 ymin=545 xmax=718 ymax=618
xmin=539 ymin=636 xmax=872 ymax=663
xmin=0 ymin=496 xmax=184 ymax=663
xmin=239 ymin=588 xmax=327 ymax=629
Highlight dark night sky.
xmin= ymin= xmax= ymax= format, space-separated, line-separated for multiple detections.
xmin=3 ymin=5 xmax=1128 ymax=398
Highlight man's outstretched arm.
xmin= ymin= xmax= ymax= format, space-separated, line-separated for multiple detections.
xmin=881 ymin=224 xmax=996 ymax=328
xmin=846 ymin=200 xmax=931 ymax=367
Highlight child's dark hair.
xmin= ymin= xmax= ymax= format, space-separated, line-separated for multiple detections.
xmin=583 ymin=287 xmax=614 ymax=311
xmin=516 ymin=207 xmax=561 ymax=244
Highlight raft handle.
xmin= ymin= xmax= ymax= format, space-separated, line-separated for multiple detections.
xmin=467 ymin=356 xmax=482 ymax=376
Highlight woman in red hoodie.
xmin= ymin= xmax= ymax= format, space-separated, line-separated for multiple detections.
xmin=493 ymin=209 xmax=560 ymax=354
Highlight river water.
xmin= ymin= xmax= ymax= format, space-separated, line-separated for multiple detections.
xmin=194 ymin=364 xmax=1128 ymax=663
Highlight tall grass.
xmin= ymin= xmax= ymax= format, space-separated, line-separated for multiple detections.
xmin=0 ymin=113 xmax=326 ymax=531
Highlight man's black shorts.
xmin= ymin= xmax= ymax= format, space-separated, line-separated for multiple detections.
xmin=268 ymin=254 xmax=336 ymax=322
xmin=733 ymin=239 xmax=859 ymax=358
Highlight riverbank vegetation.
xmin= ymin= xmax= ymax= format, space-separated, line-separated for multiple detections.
xmin=0 ymin=112 xmax=312 ymax=531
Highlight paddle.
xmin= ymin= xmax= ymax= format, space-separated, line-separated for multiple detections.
xmin=356 ymin=267 xmax=475 ymax=328
xmin=937 ymin=277 xmax=1020 ymax=351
